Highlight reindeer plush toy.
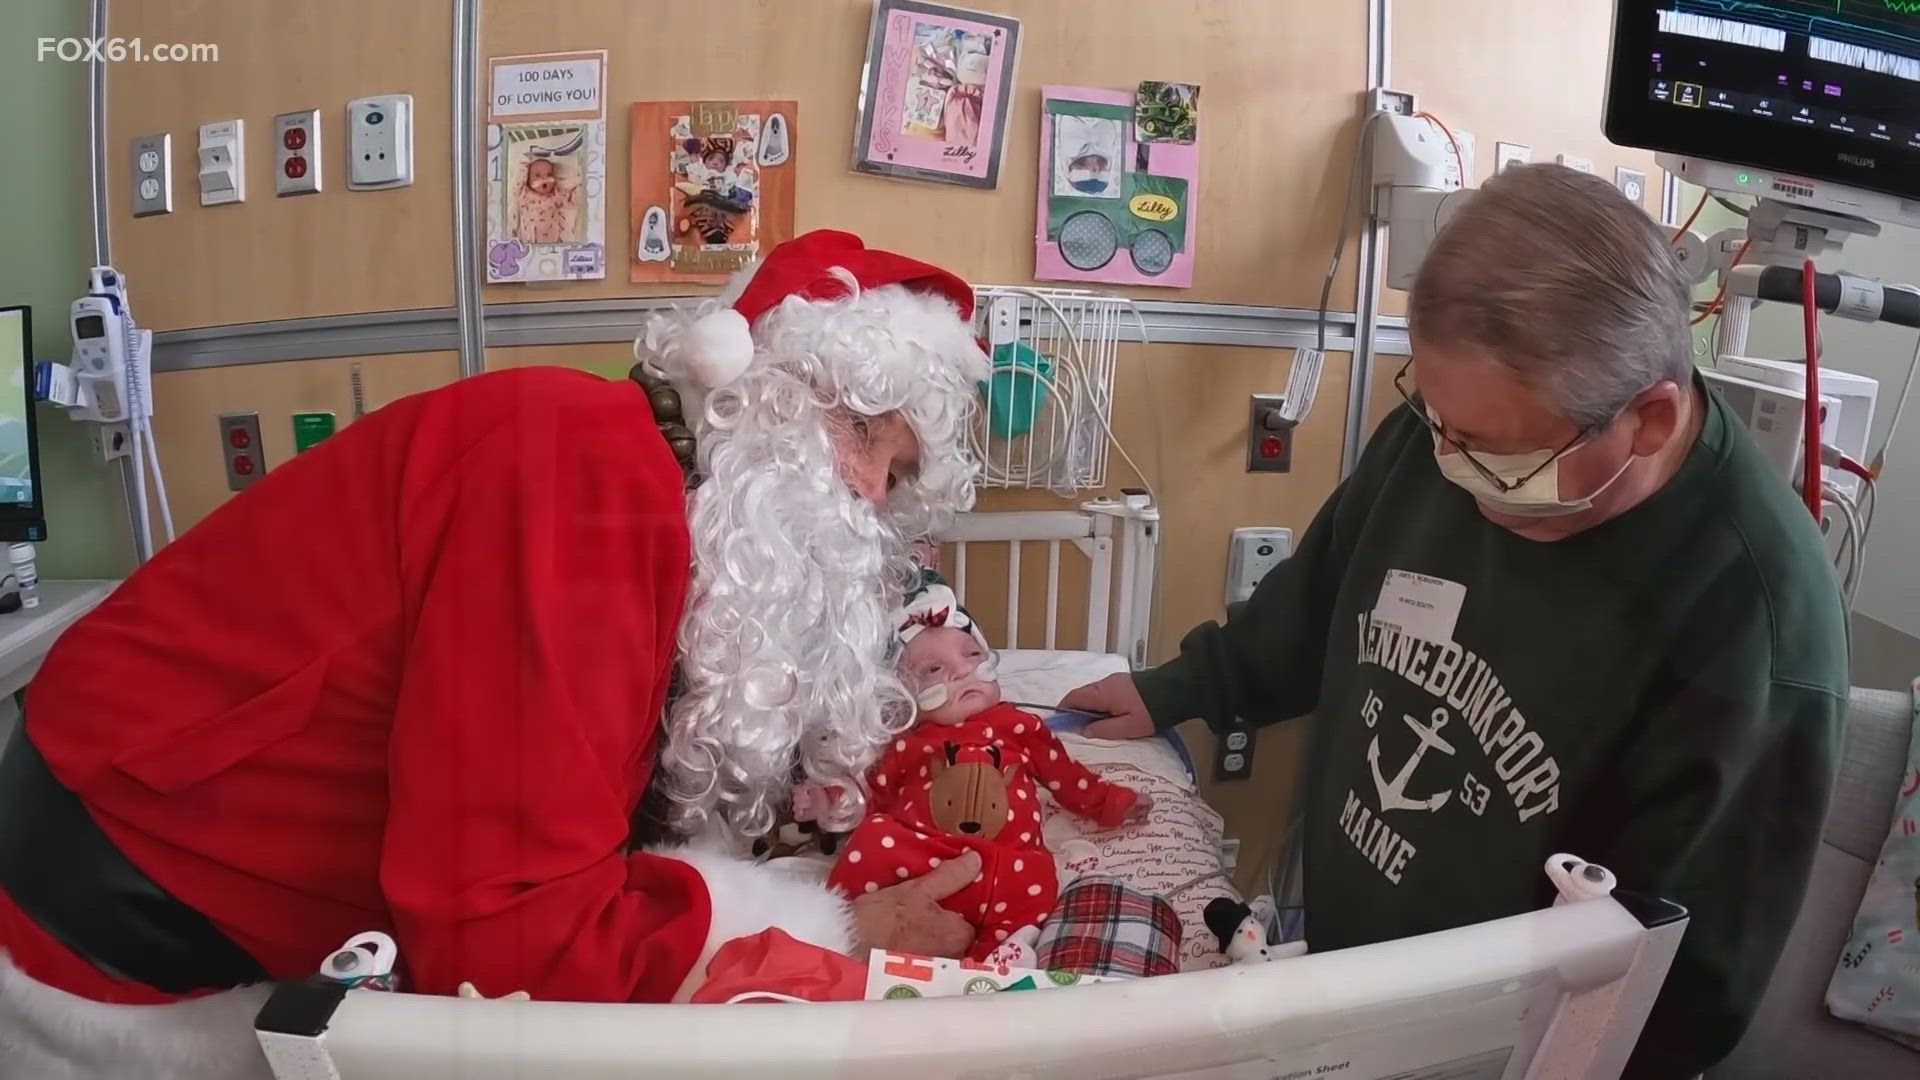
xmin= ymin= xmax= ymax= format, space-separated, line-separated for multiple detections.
xmin=827 ymin=581 xmax=1142 ymax=961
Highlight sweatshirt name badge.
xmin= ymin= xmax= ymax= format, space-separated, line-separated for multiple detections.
xmin=1372 ymin=570 xmax=1465 ymax=645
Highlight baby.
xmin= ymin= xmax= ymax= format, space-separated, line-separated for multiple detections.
xmin=827 ymin=583 xmax=1142 ymax=961
xmin=513 ymin=157 xmax=577 ymax=245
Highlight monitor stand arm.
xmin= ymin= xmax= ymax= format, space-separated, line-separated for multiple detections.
xmin=1743 ymin=197 xmax=1880 ymax=266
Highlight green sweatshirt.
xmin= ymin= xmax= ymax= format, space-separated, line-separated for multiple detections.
xmin=1136 ymin=388 xmax=1846 ymax=1078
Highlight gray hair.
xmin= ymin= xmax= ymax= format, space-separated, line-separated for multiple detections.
xmin=1407 ymin=163 xmax=1692 ymax=429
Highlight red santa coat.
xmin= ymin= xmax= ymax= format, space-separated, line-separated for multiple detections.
xmin=828 ymin=702 xmax=1133 ymax=957
xmin=0 ymin=367 xmax=846 ymax=1011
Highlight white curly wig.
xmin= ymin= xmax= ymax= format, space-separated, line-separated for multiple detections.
xmin=637 ymin=271 xmax=989 ymax=838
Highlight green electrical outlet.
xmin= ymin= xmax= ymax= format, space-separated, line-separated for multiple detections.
xmin=292 ymin=412 xmax=337 ymax=453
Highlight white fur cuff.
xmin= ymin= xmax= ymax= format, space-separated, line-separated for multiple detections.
xmin=650 ymin=845 xmax=856 ymax=1002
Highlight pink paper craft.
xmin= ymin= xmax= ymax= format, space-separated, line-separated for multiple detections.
xmin=1035 ymin=85 xmax=1200 ymax=289
xmin=855 ymin=3 xmax=1018 ymax=188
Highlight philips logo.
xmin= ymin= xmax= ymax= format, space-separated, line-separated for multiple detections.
xmin=1837 ymin=152 xmax=1876 ymax=168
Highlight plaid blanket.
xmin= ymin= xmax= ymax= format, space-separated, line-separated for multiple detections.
xmin=1035 ymin=875 xmax=1181 ymax=979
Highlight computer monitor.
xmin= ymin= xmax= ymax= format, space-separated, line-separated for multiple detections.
xmin=0 ymin=308 xmax=47 ymax=543
xmin=1604 ymin=2 xmax=1920 ymax=206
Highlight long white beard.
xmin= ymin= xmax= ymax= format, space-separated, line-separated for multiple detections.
xmin=658 ymin=391 xmax=919 ymax=840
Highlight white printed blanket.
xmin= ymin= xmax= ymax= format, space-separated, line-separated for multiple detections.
xmin=1826 ymin=679 xmax=1920 ymax=1048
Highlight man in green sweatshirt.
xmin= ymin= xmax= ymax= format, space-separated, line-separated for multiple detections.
xmin=1064 ymin=164 xmax=1847 ymax=1078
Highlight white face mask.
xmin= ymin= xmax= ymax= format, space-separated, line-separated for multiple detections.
xmin=1431 ymin=430 xmax=1634 ymax=518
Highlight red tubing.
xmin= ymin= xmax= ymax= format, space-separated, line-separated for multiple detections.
xmin=1803 ymin=259 xmax=1823 ymax=524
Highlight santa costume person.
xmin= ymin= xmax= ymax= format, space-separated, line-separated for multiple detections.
xmin=0 ymin=231 xmax=990 ymax=1078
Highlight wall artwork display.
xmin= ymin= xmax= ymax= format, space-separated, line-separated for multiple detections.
xmin=485 ymin=50 xmax=608 ymax=284
xmin=1036 ymin=85 xmax=1200 ymax=289
xmin=852 ymin=0 xmax=1020 ymax=189
xmin=630 ymin=101 xmax=798 ymax=284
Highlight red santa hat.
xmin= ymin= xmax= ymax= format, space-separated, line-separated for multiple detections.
xmin=678 ymin=229 xmax=979 ymax=389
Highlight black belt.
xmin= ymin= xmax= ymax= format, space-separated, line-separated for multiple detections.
xmin=0 ymin=718 xmax=269 ymax=994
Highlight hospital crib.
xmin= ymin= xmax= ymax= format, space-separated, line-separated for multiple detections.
xmin=253 ymin=502 xmax=1687 ymax=1080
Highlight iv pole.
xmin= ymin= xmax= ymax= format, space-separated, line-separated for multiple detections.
xmin=86 ymin=0 xmax=153 ymax=567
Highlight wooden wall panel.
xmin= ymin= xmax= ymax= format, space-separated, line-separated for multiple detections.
xmin=480 ymin=0 xmax=1369 ymax=308
xmin=148 ymin=353 xmax=458 ymax=531
xmin=1383 ymin=0 xmax=1664 ymax=316
xmin=109 ymin=1 xmax=455 ymax=330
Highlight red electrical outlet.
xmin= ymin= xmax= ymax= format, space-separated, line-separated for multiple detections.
xmin=219 ymin=413 xmax=265 ymax=491
xmin=273 ymin=109 xmax=321 ymax=196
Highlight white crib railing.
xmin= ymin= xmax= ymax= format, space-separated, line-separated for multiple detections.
xmin=940 ymin=496 xmax=1159 ymax=668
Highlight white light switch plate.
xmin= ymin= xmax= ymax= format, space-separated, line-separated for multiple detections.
xmin=1556 ymin=153 xmax=1595 ymax=174
xmin=274 ymin=109 xmax=322 ymax=196
xmin=131 ymin=133 xmax=173 ymax=216
xmin=347 ymin=94 xmax=414 ymax=190
xmin=198 ymin=120 xmax=245 ymax=206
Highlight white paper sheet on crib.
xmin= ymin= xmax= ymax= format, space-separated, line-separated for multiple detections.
xmin=995 ymin=649 xmax=1131 ymax=710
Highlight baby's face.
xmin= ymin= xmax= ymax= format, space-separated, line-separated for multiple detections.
xmin=527 ymin=160 xmax=557 ymax=195
xmin=703 ymin=152 xmax=729 ymax=172
xmin=901 ymin=627 xmax=1000 ymax=726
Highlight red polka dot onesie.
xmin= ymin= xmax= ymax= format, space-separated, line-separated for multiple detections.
xmin=828 ymin=702 xmax=1136 ymax=959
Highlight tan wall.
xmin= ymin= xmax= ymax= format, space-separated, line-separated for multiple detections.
xmin=147 ymin=354 xmax=459 ymax=530
xmin=108 ymin=1 xmax=456 ymax=330
xmin=1383 ymin=0 xmax=1664 ymax=316
xmin=478 ymin=0 xmax=1368 ymax=308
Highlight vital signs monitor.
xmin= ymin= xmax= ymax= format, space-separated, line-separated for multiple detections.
xmin=1605 ymin=1 xmax=1920 ymax=205
xmin=0 ymin=307 xmax=44 ymax=542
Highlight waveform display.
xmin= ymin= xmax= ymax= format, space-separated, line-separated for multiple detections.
xmin=1811 ymin=33 xmax=1920 ymax=76
xmin=1660 ymin=8 xmax=1790 ymax=47
xmin=1676 ymin=1 xmax=1920 ymax=49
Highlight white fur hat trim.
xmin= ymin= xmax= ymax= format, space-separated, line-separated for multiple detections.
xmin=682 ymin=307 xmax=755 ymax=388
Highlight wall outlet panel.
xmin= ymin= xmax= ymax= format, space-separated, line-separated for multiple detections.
xmin=1494 ymin=141 xmax=1531 ymax=174
xmin=1213 ymin=725 xmax=1256 ymax=782
xmin=1226 ymin=527 xmax=1292 ymax=607
xmin=1247 ymin=393 xmax=1294 ymax=473
xmin=347 ymin=94 xmax=414 ymax=190
xmin=274 ymin=109 xmax=323 ymax=196
xmin=1439 ymin=126 xmax=1476 ymax=188
xmin=1368 ymin=88 xmax=1417 ymax=116
xmin=197 ymin=120 xmax=245 ymax=206
xmin=1614 ymin=166 xmax=1648 ymax=206
xmin=219 ymin=412 xmax=264 ymax=491
xmin=131 ymin=133 xmax=173 ymax=217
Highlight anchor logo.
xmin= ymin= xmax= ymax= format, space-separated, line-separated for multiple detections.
xmin=1367 ymin=707 xmax=1457 ymax=813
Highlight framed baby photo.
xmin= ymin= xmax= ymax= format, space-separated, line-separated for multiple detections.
xmin=484 ymin=50 xmax=609 ymax=284
xmin=852 ymin=0 xmax=1021 ymax=189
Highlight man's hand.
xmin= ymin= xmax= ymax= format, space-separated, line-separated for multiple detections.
xmin=849 ymin=849 xmax=980 ymax=958
xmin=1061 ymin=673 xmax=1155 ymax=740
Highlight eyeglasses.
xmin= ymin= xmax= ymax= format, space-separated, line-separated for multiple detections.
xmin=1392 ymin=359 xmax=1591 ymax=495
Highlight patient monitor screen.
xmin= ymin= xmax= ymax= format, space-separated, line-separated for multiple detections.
xmin=1608 ymin=2 xmax=1920 ymax=199
xmin=0 ymin=309 xmax=36 ymax=506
